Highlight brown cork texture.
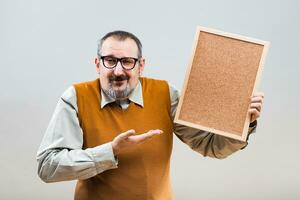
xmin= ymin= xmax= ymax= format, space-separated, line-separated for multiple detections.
xmin=178 ymin=31 xmax=264 ymax=136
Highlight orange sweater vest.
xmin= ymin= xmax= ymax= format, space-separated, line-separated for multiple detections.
xmin=73 ymin=77 xmax=174 ymax=200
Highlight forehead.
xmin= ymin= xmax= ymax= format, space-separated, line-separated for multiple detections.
xmin=101 ymin=37 xmax=139 ymax=57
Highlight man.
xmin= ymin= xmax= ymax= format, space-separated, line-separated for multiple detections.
xmin=37 ymin=30 xmax=264 ymax=200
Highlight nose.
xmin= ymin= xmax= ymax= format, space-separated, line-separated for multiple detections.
xmin=113 ymin=61 xmax=125 ymax=76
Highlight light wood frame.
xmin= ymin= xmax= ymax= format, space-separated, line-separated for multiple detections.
xmin=174 ymin=26 xmax=270 ymax=141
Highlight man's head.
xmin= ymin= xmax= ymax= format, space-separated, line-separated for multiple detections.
xmin=95 ymin=31 xmax=145 ymax=100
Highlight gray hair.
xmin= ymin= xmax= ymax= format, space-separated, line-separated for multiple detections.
xmin=104 ymin=83 xmax=133 ymax=100
xmin=97 ymin=30 xmax=143 ymax=58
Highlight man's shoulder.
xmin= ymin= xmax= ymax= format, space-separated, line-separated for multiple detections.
xmin=59 ymin=86 xmax=78 ymax=111
xmin=61 ymin=86 xmax=76 ymax=100
xmin=60 ymin=79 xmax=98 ymax=105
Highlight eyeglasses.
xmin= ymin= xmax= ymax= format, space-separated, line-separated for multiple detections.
xmin=100 ymin=56 xmax=139 ymax=70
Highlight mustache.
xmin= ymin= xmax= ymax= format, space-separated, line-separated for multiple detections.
xmin=109 ymin=75 xmax=129 ymax=82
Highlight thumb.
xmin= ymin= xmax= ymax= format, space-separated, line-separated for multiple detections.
xmin=118 ymin=129 xmax=136 ymax=140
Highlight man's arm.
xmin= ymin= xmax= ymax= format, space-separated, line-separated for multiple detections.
xmin=168 ymin=84 xmax=257 ymax=159
xmin=36 ymin=87 xmax=118 ymax=183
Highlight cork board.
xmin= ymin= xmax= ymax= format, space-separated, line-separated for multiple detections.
xmin=174 ymin=26 xmax=270 ymax=141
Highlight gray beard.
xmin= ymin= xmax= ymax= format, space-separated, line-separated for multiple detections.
xmin=104 ymin=82 xmax=133 ymax=100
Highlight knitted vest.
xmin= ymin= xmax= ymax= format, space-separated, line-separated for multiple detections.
xmin=73 ymin=77 xmax=173 ymax=200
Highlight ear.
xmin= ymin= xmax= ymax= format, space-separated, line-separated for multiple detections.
xmin=95 ymin=57 xmax=100 ymax=74
xmin=138 ymin=57 xmax=145 ymax=76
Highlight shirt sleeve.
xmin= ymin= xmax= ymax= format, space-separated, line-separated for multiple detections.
xmin=168 ymin=83 xmax=256 ymax=159
xmin=36 ymin=86 xmax=118 ymax=183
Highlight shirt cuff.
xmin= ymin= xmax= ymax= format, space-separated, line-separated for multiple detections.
xmin=244 ymin=120 xmax=257 ymax=141
xmin=86 ymin=142 xmax=118 ymax=174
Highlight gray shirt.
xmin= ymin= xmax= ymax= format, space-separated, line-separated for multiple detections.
xmin=37 ymin=80 xmax=256 ymax=183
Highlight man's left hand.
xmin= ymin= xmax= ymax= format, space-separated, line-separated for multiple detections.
xmin=249 ymin=92 xmax=264 ymax=123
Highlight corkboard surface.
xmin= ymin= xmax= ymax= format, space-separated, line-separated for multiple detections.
xmin=175 ymin=27 xmax=269 ymax=140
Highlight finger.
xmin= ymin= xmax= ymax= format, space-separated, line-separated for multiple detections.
xmin=250 ymin=102 xmax=262 ymax=112
xmin=118 ymin=129 xmax=136 ymax=140
xmin=130 ymin=129 xmax=163 ymax=143
xmin=251 ymin=92 xmax=264 ymax=100
xmin=251 ymin=96 xmax=264 ymax=104
xmin=145 ymin=129 xmax=163 ymax=137
xmin=248 ymin=108 xmax=260 ymax=119
xmin=137 ymin=129 xmax=162 ymax=140
xmin=252 ymin=92 xmax=264 ymax=98
xmin=249 ymin=108 xmax=260 ymax=122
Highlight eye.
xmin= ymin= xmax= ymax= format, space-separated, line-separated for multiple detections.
xmin=104 ymin=57 xmax=117 ymax=65
xmin=122 ymin=58 xmax=135 ymax=65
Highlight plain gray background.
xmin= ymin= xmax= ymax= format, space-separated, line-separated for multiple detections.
xmin=1 ymin=0 xmax=299 ymax=199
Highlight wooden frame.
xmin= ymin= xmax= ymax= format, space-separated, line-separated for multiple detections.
xmin=174 ymin=26 xmax=270 ymax=141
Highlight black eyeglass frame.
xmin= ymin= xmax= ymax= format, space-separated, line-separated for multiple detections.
xmin=100 ymin=56 xmax=140 ymax=70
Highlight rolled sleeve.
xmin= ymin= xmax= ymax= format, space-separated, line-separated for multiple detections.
xmin=37 ymin=86 xmax=118 ymax=183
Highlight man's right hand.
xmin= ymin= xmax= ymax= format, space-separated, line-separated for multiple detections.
xmin=111 ymin=129 xmax=163 ymax=155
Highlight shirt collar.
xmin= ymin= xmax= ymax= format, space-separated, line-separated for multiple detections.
xmin=100 ymin=80 xmax=144 ymax=109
